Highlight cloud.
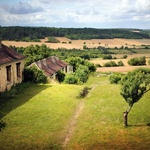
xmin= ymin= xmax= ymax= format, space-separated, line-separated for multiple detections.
xmin=2 ymin=1 xmax=43 ymax=14
xmin=0 ymin=0 xmax=149 ymax=28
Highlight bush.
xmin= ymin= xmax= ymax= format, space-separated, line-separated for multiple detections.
xmin=122 ymin=55 xmax=128 ymax=59
xmin=103 ymin=55 xmax=112 ymax=60
xmin=148 ymin=59 xmax=150 ymax=65
xmin=56 ymin=70 xmax=66 ymax=83
xmin=128 ymin=56 xmax=146 ymax=66
xmin=113 ymin=57 xmax=117 ymax=59
xmin=24 ymin=67 xmax=47 ymax=83
xmin=109 ymin=73 xmax=122 ymax=84
xmin=77 ymin=87 xmax=91 ymax=98
xmin=118 ymin=60 xmax=124 ymax=66
xmin=83 ymin=45 xmax=87 ymax=49
xmin=103 ymin=61 xmax=118 ymax=67
xmin=66 ymin=57 xmax=96 ymax=84
xmin=134 ymin=67 xmax=150 ymax=74
xmin=95 ymin=64 xmax=102 ymax=67
xmin=45 ymin=36 xmax=60 ymax=43
xmin=64 ymin=74 xmax=78 ymax=84
xmin=62 ymin=42 xmax=67 ymax=44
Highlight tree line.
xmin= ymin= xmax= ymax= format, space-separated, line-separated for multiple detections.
xmin=1 ymin=26 xmax=150 ymax=41
xmin=10 ymin=44 xmax=108 ymax=66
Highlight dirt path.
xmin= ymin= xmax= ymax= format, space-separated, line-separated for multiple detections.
xmin=62 ymin=81 xmax=108 ymax=148
xmin=62 ymin=99 xmax=85 ymax=148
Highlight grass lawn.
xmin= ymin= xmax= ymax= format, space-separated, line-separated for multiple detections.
xmin=66 ymin=74 xmax=150 ymax=150
xmin=0 ymin=83 xmax=83 ymax=150
xmin=0 ymin=74 xmax=150 ymax=150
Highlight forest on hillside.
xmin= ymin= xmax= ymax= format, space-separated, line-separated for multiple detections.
xmin=0 ymin=26 xmax=150 ymax=41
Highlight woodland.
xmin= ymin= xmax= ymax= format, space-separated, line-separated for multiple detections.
xmin=1 ymin=26 xmax=150 ymax=41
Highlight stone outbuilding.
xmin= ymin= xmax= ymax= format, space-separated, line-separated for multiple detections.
xmin=31 ymin=56 xmax=73 ymax=80
xmin=0 ymin=43 xmax=25 ymax=92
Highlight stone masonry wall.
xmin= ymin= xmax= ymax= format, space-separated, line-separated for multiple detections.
xmin=0 ymin=59 xmax=24 ymax=92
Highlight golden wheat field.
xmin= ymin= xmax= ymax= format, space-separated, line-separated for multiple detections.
xmin=2 ymin=37 xmax=150 ymax=73
xmin=2 ymin=37 xmax=150 ymax=49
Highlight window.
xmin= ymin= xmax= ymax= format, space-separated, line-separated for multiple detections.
xmin=6 ymin=65 xmax=11 ymax=82
xmin=16 ymin=62 xmax=21 ymax=77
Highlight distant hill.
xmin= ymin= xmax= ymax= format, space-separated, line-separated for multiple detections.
xmin=0 ymin=26 xmax=150 ymax=41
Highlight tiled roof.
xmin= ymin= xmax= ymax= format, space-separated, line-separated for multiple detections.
xmin=0 ymin=43 xmax=25 ymax=65
xmin=35 ymin=56 xmax=68 ymax=76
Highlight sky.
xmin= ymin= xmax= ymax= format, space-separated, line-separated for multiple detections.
xmin=0 ymin=0 xmax=150 ymax=29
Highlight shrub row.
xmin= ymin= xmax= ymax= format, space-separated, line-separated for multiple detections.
xmin=103 ymin=60 xmax=124 ymax=67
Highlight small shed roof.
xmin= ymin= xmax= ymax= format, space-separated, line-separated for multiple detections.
xmin=35 ymin=56 xmax=68 ymax=76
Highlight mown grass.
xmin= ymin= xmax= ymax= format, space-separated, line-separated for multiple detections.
xmin=0 ymin=83 xmax=83 ymax=150
xmin=66 ymin=74 xmax=150 ymax=150
xmin=0 ymin=74 xmax=150 ymax=150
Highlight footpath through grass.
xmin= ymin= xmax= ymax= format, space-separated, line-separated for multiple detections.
xmin=0 ymin=74 xmax=150 ymax=150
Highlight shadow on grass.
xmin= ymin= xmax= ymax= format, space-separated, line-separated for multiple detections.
xmin=127 ymin=123 xmax=150 ymax=127
xmin=0 ymin=120 xmax=7 ymax=132
xmin=0 ymin=83 xmax=51 ymax=120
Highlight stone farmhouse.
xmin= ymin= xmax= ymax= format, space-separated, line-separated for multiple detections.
xmin=30 ymin=56 xmax=73 ymax=80
xmin=0 ymin=43 xmax=25 ymax=92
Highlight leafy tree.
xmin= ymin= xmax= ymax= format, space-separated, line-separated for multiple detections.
xmin=120 ymin=68 xmax=150 ymax=126
xmin=75 ymin=65 xmax=89 ymax=84
xmin=66 ymin=57 xmax=84 ymax=72
xmin=84 ymin=60 xmax=96 ymax=72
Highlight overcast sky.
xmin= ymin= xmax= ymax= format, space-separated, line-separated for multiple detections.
xmin=0 ymin=0 xmax=150 ymax=29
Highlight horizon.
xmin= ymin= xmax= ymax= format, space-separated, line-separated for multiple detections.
xmin=0 ymin=26 xmax=149 ymax=30
xmin=0 ymin=0 xmax=150 ymax=29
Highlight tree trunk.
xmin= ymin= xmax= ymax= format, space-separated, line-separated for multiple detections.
xmin=123 ymin=111 xmax=128 ymax=126
xmin=123 ymin=105 xmax=133 ymax=126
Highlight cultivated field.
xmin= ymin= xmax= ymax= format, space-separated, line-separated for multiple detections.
xmin=2 ymin=38 xmax=150 ymax=49
xmin=2 ymin=38 xmax=150 ymax=73
xmin=90 ymin=54 xmax=150 ymax=73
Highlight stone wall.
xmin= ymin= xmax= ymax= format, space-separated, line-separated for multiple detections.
xmin=0 ymin=59 xmax=25 ymax=92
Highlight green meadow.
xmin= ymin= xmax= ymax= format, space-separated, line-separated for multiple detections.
xmin=0 ymin=74 xmax=150 ymax=150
